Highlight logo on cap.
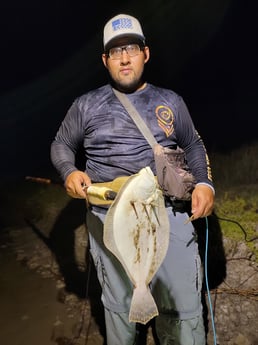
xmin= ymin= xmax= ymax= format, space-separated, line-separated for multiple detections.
xmin=112 ymin=18 xmax=133 ymax=32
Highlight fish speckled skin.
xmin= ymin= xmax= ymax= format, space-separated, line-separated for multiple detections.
xmin=104 ymin=167 xmax=170 ymax=324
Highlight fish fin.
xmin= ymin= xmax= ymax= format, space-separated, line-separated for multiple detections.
xmin=129 ymin=285 xmax=159 ymax=325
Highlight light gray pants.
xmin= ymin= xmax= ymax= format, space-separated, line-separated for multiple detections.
xmin=86 ymin=206 xmax=205 ymax=345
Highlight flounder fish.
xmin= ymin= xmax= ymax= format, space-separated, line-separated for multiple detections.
xmin=103 ymin=166 xmax=170 ymax=324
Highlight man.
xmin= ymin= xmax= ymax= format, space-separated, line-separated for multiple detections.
xmin=51 ymin=13 xmax=214 ymax=345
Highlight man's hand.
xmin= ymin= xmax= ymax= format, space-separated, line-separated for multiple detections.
xmin=65 ymin=170 xmax=91 ymax=199
xmin=191 ymin=184 xmax=214 ymax=220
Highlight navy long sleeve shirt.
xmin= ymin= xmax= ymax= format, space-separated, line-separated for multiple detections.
xmin=51 ymin=83 xmax=213 ymax=189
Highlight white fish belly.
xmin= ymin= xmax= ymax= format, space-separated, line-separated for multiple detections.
xmin=111 ymin=198 xmax=167 ymax=284
xmin=103 ymin=167 xmax=170 ymax=324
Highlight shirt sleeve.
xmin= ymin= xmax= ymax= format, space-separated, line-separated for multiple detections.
xmin=50 ymin=100 xmax=84 ymax=181
xmin=174 ymin=97 xmax=214 ymax=190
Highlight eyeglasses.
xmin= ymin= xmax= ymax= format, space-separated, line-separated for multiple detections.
xmin=108 ymin=44 xmax=143 ymax=60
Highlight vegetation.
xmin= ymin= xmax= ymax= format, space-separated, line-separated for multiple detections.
xmin=210 ymin=141 xmax=258 ymax=188
xmin=210 ymin=141 xmax=258 ymax=259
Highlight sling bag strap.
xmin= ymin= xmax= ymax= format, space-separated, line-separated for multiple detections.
xmin=112 ymin=88 xmax=196 ymax=203
xmin=112 ymin=88 xmax=158 ymax=149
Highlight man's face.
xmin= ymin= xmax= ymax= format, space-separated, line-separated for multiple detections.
xmin=102 ymin=39 xmax=150 ymax=93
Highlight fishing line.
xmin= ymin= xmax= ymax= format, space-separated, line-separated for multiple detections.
xmin=204 ymin=216 xmax=217 ymax=345
xmin=216 ymin=216 xmax=258 ymax=242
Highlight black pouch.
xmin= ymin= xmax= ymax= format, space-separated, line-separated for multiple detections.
xmin=154 ymin=144 xmax=196 ymax=201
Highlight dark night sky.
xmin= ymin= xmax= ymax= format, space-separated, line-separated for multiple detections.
xmin=0 ymin=0 xmax=257 ymax=179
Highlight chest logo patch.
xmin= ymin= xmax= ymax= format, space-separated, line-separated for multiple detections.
xmin=155 ymin=105 xmax=174 ymax=137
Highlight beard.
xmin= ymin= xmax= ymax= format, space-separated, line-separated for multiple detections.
xmin=108 ymin=67 xmax=145 ymax=93
xmin=111 ymin=78 xmax=144 ymax=93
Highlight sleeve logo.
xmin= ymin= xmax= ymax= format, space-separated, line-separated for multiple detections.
xmin=155 ymin=105 xmax=174 ymax=137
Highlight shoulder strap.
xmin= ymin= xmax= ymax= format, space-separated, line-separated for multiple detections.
xmin=112 ymin=88 xmax=157 ymax=149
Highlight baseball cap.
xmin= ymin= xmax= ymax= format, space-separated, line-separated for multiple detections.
xmin=103 ymin=14 xmax=145 ymax=51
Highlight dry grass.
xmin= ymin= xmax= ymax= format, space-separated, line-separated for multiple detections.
xmin=210 ymin=141 xmax=258 ymax=188
xmin=209 ymin=142 xmax=258 ymax=259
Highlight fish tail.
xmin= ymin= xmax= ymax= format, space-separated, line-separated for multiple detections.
xmin=129 ymin=285 xmax=159 ymax=325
